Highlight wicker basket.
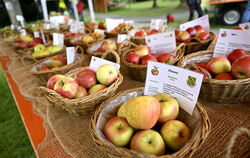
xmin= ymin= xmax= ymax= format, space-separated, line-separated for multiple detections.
xmin=177 ymin=50 xmax=250 ymax=103
xmin=90 ymin=87 xmax=211 ymax=158
xmin=121 ymin=43 xmax=185 ymax=81
xmin=31 ymin=45 xmax=65 ymax=60
xmin=39 ymin=50 xmax=123 ymax=116
xmin=104 ymin=23 xmax=134 ymax=39
xmin=22 ymin=46 xmax=85 ymax=84
xmin=179 ymin=32 xmax=215 ymax=55
xmin=117 ymin=40 xmax=137 ymax=56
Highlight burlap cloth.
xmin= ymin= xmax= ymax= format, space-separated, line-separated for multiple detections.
xmin=0 ymin=38 xmax=249 ymax=158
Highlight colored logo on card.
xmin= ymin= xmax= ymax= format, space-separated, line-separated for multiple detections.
xmin=245 ymin=25 xmax=249 ymax=29
xmin=221 ymin=32 xmax=227 ymax=37
xmin=187 ymin=76 xmax=196 ymax=87
xmin=170 ymin=33 xmax=173 ymax=37
xmin=151 ymin=66 xmax=159 ymax=76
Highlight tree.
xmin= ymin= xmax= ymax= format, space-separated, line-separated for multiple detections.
xmin=153 ymin=0 xmax=157 ymax=8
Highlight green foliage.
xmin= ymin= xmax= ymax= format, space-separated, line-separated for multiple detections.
xmin=0 ymin=66 xmax=35 ymax=158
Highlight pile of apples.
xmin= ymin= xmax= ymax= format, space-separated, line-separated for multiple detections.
xmin=81 ymin=32 xmax=103 ymax=44
xmin=15 ymin=36 xmax=43 ymax=50
xmin=38 ymin=55 xmax=67 ymax=71
xmin=175 ymin=25 xmax=211 ymax=43
xmin=191 ymin=49 xmax=250 ymax=80
xmin=32 ymin=44 xmax=63 ymax=57
xmin=46 ymin=64 xmax=118 ymax=99
xmin=95 ymin=39 xmax=117 ymax=53
xmin=64 ymin=32 xmax=82 ymax=39
xmin=104 ymin=93 xmax=190 ymax=156
xmin=133 ymin=29 xmax=159 ymax=37
xmin=110 ymin=23 xmax=133 ymax=34
xmin=125 ymin=45 xmax=174 ymax=65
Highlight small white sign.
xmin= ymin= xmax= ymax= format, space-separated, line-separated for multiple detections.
xmin=16 ymin=15 xmax=24 ymax=22
xmin=44 ymin=23 xmax=50 ymax=30
xmin=179 ymin=15 xmax=210 ymax=33
xmin=70 ymin=21 xmax=84 ymax=33
xmin=5 ymin=2 xmax=13 ymax=10
xmin=66 ymin=47 xmax=75 ymax=65
xmin=150 ymin=19 xmax=167 ymax=31
xmin=11 ymin=24 xmax=15 ymax=30
xmin=89 ymin=56 xmax=120 ymax=72
xmin=40 ymin=28 xmax=46 ymax=44
xmin=20 ymin=29 xmax=27 ymax=37
xmin=50 ymin=15 xmax=65 ymax=24
xmin=145 ymin=31 xmax=176 ymax=54
xmin=117 ymin=34 xmax=131 ymax=43
xmin=106 ymin=18 xmax=124 ymax=33
xmin=213 ymin=29 xmax=250 ymax=57
xmin=34 ymin=31 xmax=40 ymax=38
xmin=50 ymin=22 xmax=60 ymax=30
xmin=144 ymin=61 xmax=203 ymax=115
xmin=53 ymin=33 xmax=64 ymax=47
xmin=94 ymin=29 xmax=105 ymax=36
xmin=239 ymin=22 xmax=250 ymax=30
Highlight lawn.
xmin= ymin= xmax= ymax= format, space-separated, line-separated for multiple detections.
xmin=0 ymin=66 xmax=35 ymax=158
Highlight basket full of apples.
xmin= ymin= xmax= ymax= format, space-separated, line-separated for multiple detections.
xmin=39 ymin=50 xmax=123 ymax=116
xmin=87 ymin=39 xmax=118 ymax=57
xmin=104 ymin=23 xmax=134 ymax=39
xmin=178 ymin=49 xmax=250 ymax=103
xmin=30 ymin=44 xmax=65 ymax=60
xmin=175 ymin=25 xmax=215 ymax=54
xmin=90 ymin=87 xmax=210 ymax=158
xmin=21 ymin=46 xmax=85 ymax=84
xmin=121 ymin=43 xmax=185 ymax=81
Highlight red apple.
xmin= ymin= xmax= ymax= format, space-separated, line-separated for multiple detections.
xmin=176 ymin=31 xmax=191 ymax=42
xmin=98 ymin=21 xmax=106 ymax=30
xmin=101 ymin=40 xmax=117 ymax=52
xmin=126 ymin=52 xmax=141 ymax=64
xmin=231 ymin=56 xmax=250 ymax=79
xmin=147 ymin=29 xmax=158 ymax=35
xmin=75 ymin=69 xmax=97 ymax=89
xmin=130 ymin=129 xmax=165 ymax=156
xmin=207 ymin=57 xmax=231 ymax=75
xmin=227 ymin=49 xmax=249 ymax=64
xmin=46 ymin=74 xmax=65 ymax=90
xmin=104 ymin=116 xmax=134 ymax=147
xmin=15 ymin=39 xmax=29 ymax=49
xmin=133 ymin=45 xmax=150 ymax=57
xmin=192 ymin=68 xmax=210 ymax=79
xmin=186 ymin=27 xmax=197 ymax=37
xmin=232 ymin=26 xmax=245 ymax=30
xmin=141 ymin=55 xmax=157 ymax=65
xmin=214 ymin=73 xmax=234 ymax=80
xmin=151 ymin=54 xmax=159 ymax=60
xmin=196 ymin=32 xmax=211 ymax=41
xmin=197 ymin=63 xmax=208 ymax=71
xmin=194 ymin=25 xmax=205 ymax=34
xmin=75 ymin=85 xmax=88 ymax=98
xmin=158 ymin=52 xmax=174 ymax=63
xmin=50 ymin=55 xmax=67 ymax=68
xmin=134 ymin=30 xmax=147 ymax=37
xmin=54 ymin=77 xmax=79 ymax=99
xmin=175 ymin=29 xmax=180 ymax=36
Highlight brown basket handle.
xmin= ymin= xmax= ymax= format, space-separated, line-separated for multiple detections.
xmin=75 ymin=45 xmax=84 ymax=55
xmin=101 ymin=50 xmax=120 ymax=65
xmin=21 ymin=55 xmax=38 ymax=70
xmin=85 ymin=27 xmax=92 ymax=33
xmin=223 ymin=127 xmax=250 ymax=158
xmin=166 ymin=43 xmax=185 ymax=65
xmin=118 ymin=40 xmax=137 ymax=56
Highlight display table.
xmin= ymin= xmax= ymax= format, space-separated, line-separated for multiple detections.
xmin=0 ymin=39 xmax=249 ymax=158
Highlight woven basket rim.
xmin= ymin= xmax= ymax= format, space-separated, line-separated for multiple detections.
xmin=178 ymin=32 xmax=215 ymax=46
xmin=90 ymin=87 xmax=211 ymax=158
xmin=69 ymin=34 xmax=105 ymax=46
xmin=86 ymin=38 xmax=117 ymax=56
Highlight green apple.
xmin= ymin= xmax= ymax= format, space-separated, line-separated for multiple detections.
xmin=104 ymin=116 xmax=134 ymax=147
xmin=153 ymin=93 xmax=179 ymax=124
xmin=88 ymin=84 xmax=106 ymax=95
xmin=160 ymin=120 xmax=190 ymax=151
xmin=130 ymin=129 xmax=165 ymax=156
xmin=47 ymin=45 xmax=63 ymax=54
xmin=34 ymin=44 xmax=46 ymax=52
xmin=117 ymin=102 xmax=127 ymax=117
xmin=75 ymin=85 xmax=88 ymax=98
xmin=96 ymin=64 xmax=118 ymax=86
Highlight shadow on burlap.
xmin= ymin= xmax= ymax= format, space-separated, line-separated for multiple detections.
xmin=1 ymin=39 xmax=249 ymax=158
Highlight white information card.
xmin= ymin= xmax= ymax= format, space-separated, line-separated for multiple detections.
xmin=89 ymin=56 xmax=120 ymax=72
xmin=70 ymin=21 xmax=84 ymax=33
xmin=213 ymin=29 xmax=250 ymax=57
xmin=239 ymin=22 xmax=250 ymax=30
xmin=105 ymin=18 xmax=124 ymax=33
xmin=145 ymin=31 xmax=176 ymax=54
xmin=117 ymin=34 xmax=131 ymax=43
xmin=144 ymin=61 xmax=203 ymax=115
xmin=66 ymin=47 xmax=75 ymax=65
xmin=53 ymin=33 xmax=64 ymax=48
xmin=179 ymin=15 xmax=210 ymax=33
xmin=150 ymin=19 xmax=167 ymax=32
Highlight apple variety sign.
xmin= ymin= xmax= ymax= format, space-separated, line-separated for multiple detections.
xmin=145 ymin=31 xmax=176 ymax=54
xmin=144 ymin=61 xmax=203 ymax=115
xmin=117 ymin=34 xmax=131 ymax=43
xmin=70 ymin=21 xmax=84 ymax=33
xmin=89 ymin=56 xmax=120 ymax=72
xmin=53 ymin=33 xmax=64 ymax=48
xmin=106 ymin=18 xmax=124 ymax=33
xmin=66 ymin=47 xmax=75 ymax=65
xmin=213 ymin=29 xmax=250 ymax=57
xmin=179 ymin=15 xmax=210 ymax=33
xmin=150 ymin=19 xmax=167 ymax=31
xmin=239 ymin=22 xmax=250 ymax=30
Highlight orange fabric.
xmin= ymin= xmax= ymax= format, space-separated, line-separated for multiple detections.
xmin=206 ymin=0 xmax=247 ymax=5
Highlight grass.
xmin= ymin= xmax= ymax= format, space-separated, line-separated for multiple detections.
xmin=0 ymin=66 xmax=35 ymax=158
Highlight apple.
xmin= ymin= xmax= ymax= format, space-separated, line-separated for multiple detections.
xmin=47 ymin=45 xmax=62 ymax=53
xmin=158 ymin=52 xmax=174 ymax=63
xmin=147 ymin=29 xmax=158 ymax=35
xmin=134 ymin=30 xmax=147 ymax=37
xmin=15 ymin=39 xmax=29 ymax=49
xmin=161 ymin=120 xmax=190 ymax=151
xmin=186 ymin=27 xmax=197 ymax=37
xmin=21 ymin=35 xmax=33 ymax=43
xmin=207 ymin=57 xmax=231 ymax=75
xmin=214 ymin=73 xmax=234 ymax=80
xmin=75 ymin=69 xmax=97 ymax=89
xmin=175 ymin=30 xmax=180 ymax=36
xmin=197 ymin=63 xmax=208 ymax=71
xmin=121 ymin=96 xmax=160 ymax=129
xmin=130 ymin=129 xmax=165 ymax=156
xmin=96 ymin=64 xmax=118 ymax=86
xmin=196 ymin=32 xmax=211 ymax=41
xmin=75 ymin=85 xmax=88 ymax=98
xmin=117 ymin=102 xmax=127 ymax=117
xmin=50 ymin=55 xmax=67 ymax=68
xmin=151 ymin=54 xmax=159 ymax=60
xmin=88 ymin=84 xmax=106 ymax=95
xmin=194 ymin=25 xmax=205 ymax=34
xmin=34 ymin=44 xmax=46 ymax=52
xmin=133 ymin=45 xmax=150 ymax=57
xmin=101 ymin=40 xmax=117 ymax=52
xmin=46 ymin=74 xmax=65 ymax=90
xmin=104 ymin=116 xmax=134 ymax=147
xmin=54 ymin=77 xmax=79 ymax=99
xmin=32 ymin=50 xmax=50 ymax=57
xmin=98 ymin=21 xmax=106 ymax=30
xmin=231 ymin=56 xmax=250 ymax=79
xmin=176 ymin=31 xmax=191 ymax=43
xmin=141 ymin=55 xmax=157 ymax=65
xmin=227 ymin=49 xmax=249 ymax=64
xmin=192 ymin=68 xmax=210 ymax=79
xmin=232 ymin=26 xmax=245 ymax=30
xmin=153 ymin=93 xmax=179 ymax=124
xmin=126 ymin=52 xmax=141 ymax=64
xmin=30 ymin=37 xmax=43 ymax=48
xmin=82 ymin=35 xmax=95 ymax=43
